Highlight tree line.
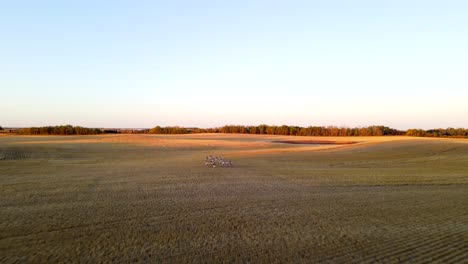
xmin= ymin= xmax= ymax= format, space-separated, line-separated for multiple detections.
xmin=147 ymin=125 xmax=467 ymax=138
xmin=148 ymin=126 xmax=189 ymax=134
xmin=147 ymin=125 xmax=403 ymax=136
xmin=5 ymin=124 xmax=468 ymax=138
xmin=16 ymin=125 xmax=103 ymax=135
xmin=210 ymin=125 xmax=402 ymax=136
xmin=406 ymin=128 xmax=468 ymax=138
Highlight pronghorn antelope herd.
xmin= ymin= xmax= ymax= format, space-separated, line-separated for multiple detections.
xmin=204 ymin=155 xmax=233 ymax=168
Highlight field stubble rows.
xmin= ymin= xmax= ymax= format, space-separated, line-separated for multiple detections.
xmin=0 ymin=134 xmax=467 ymax=262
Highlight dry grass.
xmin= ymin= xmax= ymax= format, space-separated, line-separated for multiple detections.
xmin=1 ymin=134 xmax=467 ymax=263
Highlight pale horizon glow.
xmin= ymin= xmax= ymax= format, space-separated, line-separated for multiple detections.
xmin=1 ymin=1 xmax=467 ymax=130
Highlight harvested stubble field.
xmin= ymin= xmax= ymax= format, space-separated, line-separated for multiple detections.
xmin=1 ymin=134 xmax=467 ymax=263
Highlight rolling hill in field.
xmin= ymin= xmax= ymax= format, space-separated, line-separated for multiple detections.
xmin=1 ymin=134 xmax=467 ymax=262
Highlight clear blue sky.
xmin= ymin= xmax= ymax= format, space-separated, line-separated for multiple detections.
xmin=1 ymin=1 xmax=467 ymax=129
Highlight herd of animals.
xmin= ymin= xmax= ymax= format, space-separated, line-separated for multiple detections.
xmin=204 ymin=155 xmax=233 ymax=168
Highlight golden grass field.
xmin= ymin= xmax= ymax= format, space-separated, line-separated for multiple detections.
xmin=1 ymin=134 xmax=467 ymax=263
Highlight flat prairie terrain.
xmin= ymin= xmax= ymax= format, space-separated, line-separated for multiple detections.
xmin=1 ymin=134 xmax=467 ymax=263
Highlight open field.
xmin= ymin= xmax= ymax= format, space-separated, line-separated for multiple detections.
xmin=1 ymin=134 xmax=467 ymax=263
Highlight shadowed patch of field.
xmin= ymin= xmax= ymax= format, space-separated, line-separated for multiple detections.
xmin=272 ymin=139 xmax=357 ymax=145
xmin=1 ymin=134 xmax=467 ymax=262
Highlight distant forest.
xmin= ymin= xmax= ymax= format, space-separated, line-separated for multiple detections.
xmin=149 ymin=125 xmax=403 ymax=136
xmin=2 ymin=125 xmax=467 ymax=138
xmin=150 ymin=125 xmax=468 ymax=137
xmin=14 ymin=125 xmax=103 ymax=135
xmin=405 ymin=128 xmax=468 ymax=138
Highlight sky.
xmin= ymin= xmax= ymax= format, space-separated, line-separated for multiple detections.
xmin=1 ymin=0 xmax=467 ymax=129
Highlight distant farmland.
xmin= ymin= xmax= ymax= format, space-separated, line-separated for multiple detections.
xmin=1 ymin=134 xmax=467 ymax=262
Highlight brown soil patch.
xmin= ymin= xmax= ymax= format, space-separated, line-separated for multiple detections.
xmin=273 ymin=140 xmax=357 ymax=145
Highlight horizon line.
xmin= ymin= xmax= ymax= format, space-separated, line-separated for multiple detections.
xmin=2 ymin=124 xmax=467 ymax=131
